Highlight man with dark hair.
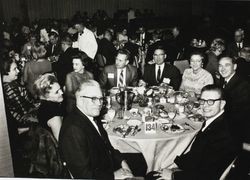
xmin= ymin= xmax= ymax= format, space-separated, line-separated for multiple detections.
xmin=147 ymin=84 xmax=240 ymax=180
xmin=140 ymin=46 xmax=181 ymax=90
xmin=99 ymin=49 xmax=138 ymax=90
xmin=46 ymin=31 xmax=61 ymax=58
xmin=53 ymin=34 xmax=78 ymax=87
xmin=97 ymin=29 xmax=117 ymax=65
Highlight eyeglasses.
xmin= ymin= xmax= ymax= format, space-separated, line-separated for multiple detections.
xmin=80 ymin=96 xmax=104 ymax=103
xmin=153 ymin=54 xmax=165 ymax=57
xmin=199 ymin=98 xmax=222 ymax=106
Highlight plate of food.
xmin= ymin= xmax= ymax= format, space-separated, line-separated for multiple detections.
xmin=127 ymin=119 xmax=142 ymax=126
xmin=160 ymin=123 xmax=185 ymax=133
xmin=113 ymin=124 xmax=129 ymax=136
xmin=187 ymin=114 xmax=204 ymax=122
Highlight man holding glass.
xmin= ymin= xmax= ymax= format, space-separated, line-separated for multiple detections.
xmin=147 ymin=84 xmax=239 ymax=180
xmin=59 ymin=80 xmax=133 ymax=179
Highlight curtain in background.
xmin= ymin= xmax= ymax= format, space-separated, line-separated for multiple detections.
xmin=0 ymin=0 xmax=198 ymax=22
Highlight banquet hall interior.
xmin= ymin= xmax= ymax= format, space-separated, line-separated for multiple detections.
xmin=0 ymin=0 xmax=250 ymax=179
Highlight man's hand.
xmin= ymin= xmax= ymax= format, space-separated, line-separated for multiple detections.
xmin=114 ymin=168 xmax=133 ymax=179
xmin=155 ymin=169 xmax=173 ymax=180
xmin=138 ymin=79 xmax=147 ymax=87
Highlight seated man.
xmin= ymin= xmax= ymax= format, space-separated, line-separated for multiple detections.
xmin=99 ymin=49 xmax=138 ymax=90
xmin=147 ymin=84 xmax=240 ymax=180
xmin=140 ymin=46 xmax=181 ymax=90
xmin=59 ymin=80 xmax=133 ymax=179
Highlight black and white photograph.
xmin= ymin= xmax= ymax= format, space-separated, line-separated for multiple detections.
xmin=0 ymin=0 xmax=250 ymax=179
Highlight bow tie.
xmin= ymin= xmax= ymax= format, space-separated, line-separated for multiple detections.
xmin=79 ymin=32 xmax=84 ymax=36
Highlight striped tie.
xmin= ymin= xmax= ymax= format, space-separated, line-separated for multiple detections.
xmin=119 ymin=70 xmax=124 ymax=87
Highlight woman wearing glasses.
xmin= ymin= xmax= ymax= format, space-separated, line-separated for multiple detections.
xmin=179 ymin=52 xmax=214 ymax=96
xmin=33 ymin=73 xmax=64 ymax=140
xmin=64 ymin=52 xmax=93 ymax=113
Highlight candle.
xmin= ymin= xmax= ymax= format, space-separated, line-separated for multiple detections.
xmin=124 ymin=90 xmax=128 ymax=111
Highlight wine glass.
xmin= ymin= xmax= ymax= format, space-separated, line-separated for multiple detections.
xmin=168 ymin=109 xmax=177 ymax=124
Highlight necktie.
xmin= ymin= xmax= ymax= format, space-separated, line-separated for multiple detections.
xmin=238 ymin=43 xmax=241 ymax=50
xmin=223 ymin=79 xmax=227 ymax=88
xmin=157 ymin=66 xmax=161 ymax=83
xmin=119 ymin=70 xmax=124 ymax=87
xmin=52 ymin=45 xmax=55 ymax=54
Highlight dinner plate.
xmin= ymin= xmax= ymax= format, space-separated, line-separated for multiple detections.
xmin=187 ymin=114 xmax=205 ymax=122
xmin=127 ymin=119 xmax=142 ymax=126
xmin=160 ymin=123 xmax=185 ymax=133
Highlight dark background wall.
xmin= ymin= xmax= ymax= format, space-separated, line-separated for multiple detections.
xmin=0 ymin=0 xmax=215 ymax=22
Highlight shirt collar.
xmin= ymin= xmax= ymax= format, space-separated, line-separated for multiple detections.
xmin=225 ymin=72 xmax=235 ymax=83
xmin=202 ymin=110 xmax=224 ymax=131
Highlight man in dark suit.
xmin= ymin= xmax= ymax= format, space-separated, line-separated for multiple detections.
xmin=218 ymin=56 xmax=250 ymax=179
xmin=226 ymin=28 xmax=248 ymax=58
xmin=46 ymin=31 xmax=62 ymax=58
xmin=218 ymin=56 xmax=250 ymax=115
xmin=52 ymin=35 xmax=78 ymax=87
xmin=99 ymin=49 xmax=138 ymax=90
xmin=59 ymin=80 xmax=133 ymax=179
xmin=148 ymin=84 xmax=239 ymax=180
xmin=140 ymin=46 xmax=181 ymax=90
xmin=97 ymin=29 xmax=117 ymax=66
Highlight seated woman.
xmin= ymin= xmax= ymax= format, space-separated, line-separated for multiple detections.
xmin=65 ymin=52 xmax=93 ymax=113
xmin=1 ymin=58 xmax=37 ymax=176
xmin=179 ymin=52 xmax=214 ymax=96
xmin=33 ymin=73 xmax=64 ymax=141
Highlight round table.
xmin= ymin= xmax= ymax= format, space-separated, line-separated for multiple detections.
xmin=106 ymin=103 xmax=202 ymax=172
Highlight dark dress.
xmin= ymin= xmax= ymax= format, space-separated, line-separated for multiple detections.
xmin=37 ymin=100 xmax=63 ymax=133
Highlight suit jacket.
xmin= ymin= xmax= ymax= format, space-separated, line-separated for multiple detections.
xmin=143 ymin=63 xmax=181 ymax=90
xmin=46 ymin=42 xmax=62 ymax=57
xmin=59 ymin=107 xmax=123 ymax=179
xmin=98 ymin=38 xmax=117 ymax=65
xmin=173 ymin=114 xmax=240 ymax=180
xmin=99 ymin=64 xmax=138 ymax=90
xmin=222 ymin=74 xmax=250 ymax=142
xmin=53 ymin=47 xmax=79 ymax=87
xmin=226 ymin=41 xmax=248 ymax=58
xmin=223 ymin=74 xmax=250 ymax=113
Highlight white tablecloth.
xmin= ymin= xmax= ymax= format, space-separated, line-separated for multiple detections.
xmin=107 ymin=113 xmax=201 ymax=172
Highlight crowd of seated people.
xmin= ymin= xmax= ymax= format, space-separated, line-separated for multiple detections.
xmin=1 ymin=10 xmax=250 ymax=179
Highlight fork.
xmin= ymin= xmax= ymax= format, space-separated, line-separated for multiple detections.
xmin=184 ymin=122 xmax=195 ymax=130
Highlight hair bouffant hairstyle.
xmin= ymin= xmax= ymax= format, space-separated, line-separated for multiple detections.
xmin=33 ymin=73 xmax=58 ymax=99
xmin=0 ymin=58 xmax=15 ymax=75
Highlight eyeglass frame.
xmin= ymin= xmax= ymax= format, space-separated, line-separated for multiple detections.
xmin=80 ymin=96 xmax=104 ymax=104
xmin=198 ymin=98 xmax=222 ymax=106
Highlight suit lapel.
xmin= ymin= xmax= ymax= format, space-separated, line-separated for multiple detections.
xmin=125 ymin=66 xmax=130 ymax=86
xmin=225 ymin=74 xmax=238 ymax=91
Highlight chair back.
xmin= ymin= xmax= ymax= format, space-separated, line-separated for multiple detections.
xmin=219 ymin=157 xmax=238 ymax=180
xmin=174 ymin=60 xmax=189 ymax=74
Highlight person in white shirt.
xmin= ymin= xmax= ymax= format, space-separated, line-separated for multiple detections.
xmin=72 ymin=21 xmax=98 ymax=59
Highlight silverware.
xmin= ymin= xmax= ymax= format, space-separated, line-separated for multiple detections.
xmin=184 ymin=122 xmax=195 ymax=130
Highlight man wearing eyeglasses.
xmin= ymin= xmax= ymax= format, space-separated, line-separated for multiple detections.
xmin=59 ymin=80 xmax=133 ymax=179
xmin=147 ymin=84 xmax=239 ymax=180
xmin=139 ymin=46 xmax=181 ymax=90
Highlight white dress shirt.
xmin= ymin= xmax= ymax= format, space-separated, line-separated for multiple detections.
xmin=155 ymin=63 xmax=165 ymax=80
xmin=202 ymin=110 xmax=224 ymax=131
xmin=83 ymin=112 xmax=101 ymax=135
xmin=72 ymin=27 xmax=98 ymax=59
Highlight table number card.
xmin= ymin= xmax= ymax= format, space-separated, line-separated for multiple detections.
xmin=145 ymin=121 xmax=157 ymax=134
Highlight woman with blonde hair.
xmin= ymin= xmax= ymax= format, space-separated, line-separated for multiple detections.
xmin=33 ymin=73 xmax=63 ymax=140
